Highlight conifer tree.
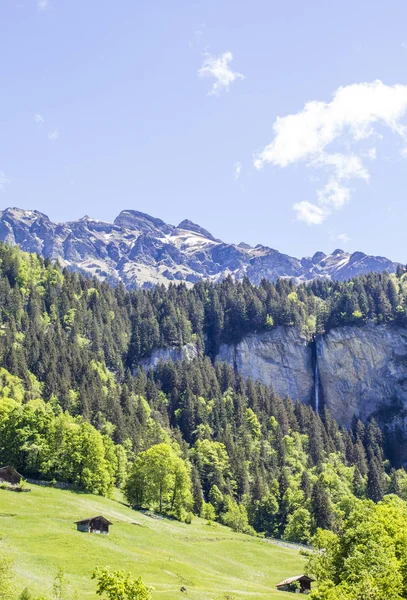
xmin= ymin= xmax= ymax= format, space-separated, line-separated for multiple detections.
xmin=367 ymin=454 xmax=385 ymax=503
xmin=311 ymin=480 xmax=334 ymax=531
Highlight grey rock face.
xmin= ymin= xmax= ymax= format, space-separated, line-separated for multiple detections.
xmin=215 ymin=323 xmax=407 ymax=428
xmin=317 ymin=324 xmax=407 ymax=425
xmin=0 ymin=207 xmax=399 ymax=289
xmin=177 ymin=219 xmax=217 ymax=241
xmin=139 ymin=342 xmax=198 ymax=370
xmin=216 ymin=327 xmax=315 ymax=405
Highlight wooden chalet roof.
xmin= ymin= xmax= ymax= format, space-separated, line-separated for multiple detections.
xmin=0 ymin=466 xmax=23 ymax=482
xmin=276 ymin=575 xmax=314 ymax=587
xmin=75 ymin=515 xmax=113 ymax=526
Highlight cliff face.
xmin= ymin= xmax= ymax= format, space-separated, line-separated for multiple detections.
xmin=216 ymin=324 xmax=407 ymax=427
xmin=139 ymin=323 xmax=407 ymax=427
xmin=316 ymin=324 xmax=407 ymax=425
xmin=216 ymin=327 xmax=314 ymax=406
xmin=139 ymin=343 xmax=198 ymax=370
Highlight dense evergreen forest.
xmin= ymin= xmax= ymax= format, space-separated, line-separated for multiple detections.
xmin=1 ymin=243 xmax=407 ymax=544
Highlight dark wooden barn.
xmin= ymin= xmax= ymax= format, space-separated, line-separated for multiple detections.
xmin=276 ymin=575 xmax=314 ymax=594
xmin=0 ymin=466 xmax=23 ymax=485
xmin=75 ymin=515 xmax=112 ymax=534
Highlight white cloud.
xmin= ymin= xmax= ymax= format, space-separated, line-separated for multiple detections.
xmin=234 ymin=162 xmax=242 ymax=180
xmin=254 ymin=80 xmax=407 ymax=224
xmin=365 ymin=147 xmax=377 ymax=160
xmin=312 ymin=152 xmax=369 ymax=180
xmin=337 ymin=233 xmax=351 ymax=245
xmin=317 ymin=179 xmax=351 ymax=210
xmin=328 ymin=230 xmax=351 ymax=246
xmin=198 ymin=52 xmax=244 ymax=95
xmin=34 ymin=113 xmax=44 ymax=125
xmin=293 ymin=201 xmax=327 ymax=225
xmin=48 ymin=129 xmax=59 ymax=141
xmin=0 ymin=172 xmax=10 ymax=191
xmin=38 ymin=0 xmax=49 ymax=9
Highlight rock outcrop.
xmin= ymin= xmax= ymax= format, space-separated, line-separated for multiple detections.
xmin=0 ymin=207 xmax=399 ymax=288
xmin=317 ymin=324 xmax=407 ymax=425
xmin=139 ymin=342 xmax=198 ymax=370
xmin=215 ymin=324 xmax=407 ymax=427
xmin=132 ymin=320 xmax=407 ymax=430
xmin=216 ymin=327 xmax=314 ymax=405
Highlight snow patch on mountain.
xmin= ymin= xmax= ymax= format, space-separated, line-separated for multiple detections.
xmin=0 ymin=207 xmax=399 ymax=288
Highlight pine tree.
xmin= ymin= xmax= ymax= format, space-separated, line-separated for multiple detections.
xmin=366 ymin=454 xmax=385 ymax=502
xmin=300 ymin=470 xmax=312 ymax=501
xmin=352 ymin=466 xmax=365 ymax=498
xmin=311 ymin=480 xmax=333 ymax=531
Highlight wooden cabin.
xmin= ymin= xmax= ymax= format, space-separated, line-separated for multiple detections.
xmin=75 ymin=515 xmax=112 ymax=534
xmin=276 ymin=575 xmax=314 ymax=594
xmin=0 ymin=466 xmax=23 ymax=485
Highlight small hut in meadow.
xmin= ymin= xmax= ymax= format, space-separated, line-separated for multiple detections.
xmin=276 ymin=575 xmax=314 ymax=594
xmin=75 ymin=515 xmax=112 ymax=534
xmin=0 ymin=466 xmax=23 ymax=485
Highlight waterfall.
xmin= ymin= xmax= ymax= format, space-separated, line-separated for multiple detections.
xmin=314 ymin=356 xmax=319 ymax=414
xmin=310 ymin=337 xmax=322 ymax=414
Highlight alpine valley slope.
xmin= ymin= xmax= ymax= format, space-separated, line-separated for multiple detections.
xmin=0 ymin=483 xmax=304 ymax=599
xmin=0 ymin=207 xmax=399 ymax=288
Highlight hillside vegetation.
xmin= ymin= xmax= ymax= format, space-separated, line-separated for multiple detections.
xmin=0 ymin=483 xmax=303 ymax=600
xmin=0 ymin=243 xmax=407 ymax=544
xmin=1 ymin=244 xmax=407 ymax=598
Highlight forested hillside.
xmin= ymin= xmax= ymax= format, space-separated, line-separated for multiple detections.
xmin=1 ymin=243 xmax=407 ymax=544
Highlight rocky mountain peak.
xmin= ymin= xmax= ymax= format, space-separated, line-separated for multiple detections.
xmin=1 ymin=207 xmax=49 ymax=224
xmin=311 ymin=251 xmax=327 ymax=264
xmin=177 ymin=219 xmax=216 ymax=241
xmin=114 ymin=210 xmax=173 ymax=235
xmin=0 ymin=207 xmax=400 ymax=289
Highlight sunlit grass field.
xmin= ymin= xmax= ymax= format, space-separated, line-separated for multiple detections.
xmin=0 ymin=483 xmax=304 ymax=599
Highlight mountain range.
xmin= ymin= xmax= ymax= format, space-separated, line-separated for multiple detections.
xmin=0 ymin=207 xmax=400 ymax=288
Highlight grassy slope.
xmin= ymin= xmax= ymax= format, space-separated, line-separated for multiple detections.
xmin=0 ymin=484 xmax=305 ymax=599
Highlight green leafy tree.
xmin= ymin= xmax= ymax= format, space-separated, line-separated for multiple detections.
xmin=221 ymin=496 xmax=255 ymax=535
xmin=307 ymin=497 xmax=407 ymax=600
xmin=202 ymin=501 xmax=216 ymax=522
xmin=92 ymin=567 xmax=151 ymax=600
xmin=245 ymin=408 xmax=261 ymax=439
xmin=125 ymin=443 xmax=192 ymax=518
xmin=19 ymin=590 xmax=50 ymax=600
xmin=192 ymin=439 xmax=233 ymax=496
xmin=249 ymin=492 xmax=279 ymax=537
xmin=283 ymin=507 xmax=311 ymax=544
xmin=191 ymin=466 xmax=204 ymax=515
xmin=0 ymin=547 xmax=13 ymax=600
xmin=208 ymin=485 xmax=224 ymax=512
xmin=53 ymin=566 xmax=69 ymax=600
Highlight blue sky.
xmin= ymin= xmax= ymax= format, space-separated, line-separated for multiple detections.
xmin=2 ymin=0 xmax=407 ymax=261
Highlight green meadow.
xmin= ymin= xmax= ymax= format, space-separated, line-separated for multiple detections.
xmin=0 ymin=483 xmax=305 ymax=599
